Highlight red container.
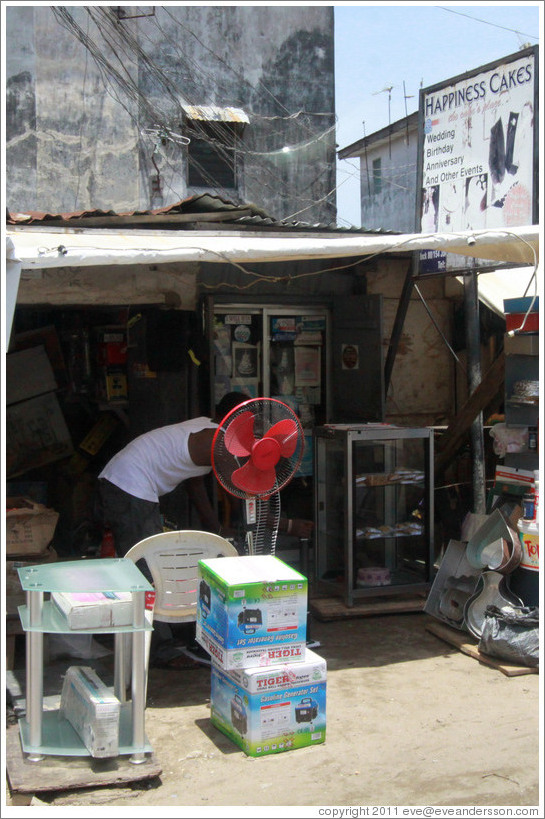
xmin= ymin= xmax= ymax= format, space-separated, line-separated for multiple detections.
xmin=505 ymin=312 xmax=539 ymax=333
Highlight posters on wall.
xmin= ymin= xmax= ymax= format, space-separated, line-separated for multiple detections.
xmin=213 ymin=312 xmax=326 ymax=476
xmin=418 ymin=48 xmax=537 ymax=273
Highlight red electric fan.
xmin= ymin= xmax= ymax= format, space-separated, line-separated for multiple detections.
xmin=212 ymin=398 xmax=304 ymax=555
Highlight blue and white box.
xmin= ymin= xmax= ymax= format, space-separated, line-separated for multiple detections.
xmin=196 ymin=555 xmax=307 ymax=670
xmin=210 ymin=647 xmax=326 ymax=757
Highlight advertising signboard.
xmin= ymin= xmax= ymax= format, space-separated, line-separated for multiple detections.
xmin=417 ymin=47 xmax=538 ymax=274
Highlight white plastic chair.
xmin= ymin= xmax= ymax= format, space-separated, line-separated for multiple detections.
xmin=114 ymin=530 xmax=238 ymax=701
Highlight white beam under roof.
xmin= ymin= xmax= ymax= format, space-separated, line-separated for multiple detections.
xmin=6 ymin=224 xmax=539 ymax=270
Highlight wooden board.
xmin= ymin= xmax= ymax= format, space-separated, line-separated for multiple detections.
xmin=5 ymin=722 xmax=162 ymax=795
xmin=310 ymin=594 xmax=426 ymax=621
xmin=426 ymin=621 xmax=538 ymax=677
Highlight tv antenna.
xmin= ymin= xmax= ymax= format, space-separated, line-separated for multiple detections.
xmin=403 ymin=81 xmax=415 ymax=144
xmin=372 ymin=84 xmax=394 ymax=157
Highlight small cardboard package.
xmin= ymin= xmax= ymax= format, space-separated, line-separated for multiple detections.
xmin=210 ymin=647 xmax=327 ymax=757
xmin=196 ymin=555 xmax=307 ymax=670
xmin=6 ymin=497 xmax=59 ymax=556
xmin=60 ymin=665 xmax=120 ymax=757
xmin=52 ymin=591 xmax=133 ymax=629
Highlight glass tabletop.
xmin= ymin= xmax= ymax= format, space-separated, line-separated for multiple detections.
xmin=16 ymin=558 xmax=153 ymax=593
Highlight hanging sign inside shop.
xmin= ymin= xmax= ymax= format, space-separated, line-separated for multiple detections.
xmin=224 ymin=314 xmax=252 ymax=325
xmin=233 ymin=324 xmax=251 ymax=342
xmin=341 ymin=344 xmax=359 ymax=370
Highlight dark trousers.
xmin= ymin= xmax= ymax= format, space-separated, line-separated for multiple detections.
xmin=97 ymin=478 xmax=173 ymax=659
xmin=98 ymin=478 xmax=162 ymax=558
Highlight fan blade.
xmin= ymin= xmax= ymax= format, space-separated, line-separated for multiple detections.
xmin=232 ymin=461 xmax=277 ymax=495
xmin=265 ymin=418 xmax=299 ymax=457
xmin=224 ymin=411 xmax=256 ymax=457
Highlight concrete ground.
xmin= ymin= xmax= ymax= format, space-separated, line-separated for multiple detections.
xmin=4 ymin=610 xmax=541 ymax=813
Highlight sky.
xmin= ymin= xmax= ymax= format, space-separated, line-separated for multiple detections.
xmin=334 ymin=2 xmax=542 ymax=227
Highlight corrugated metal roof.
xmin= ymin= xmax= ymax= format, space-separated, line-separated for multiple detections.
xmin=6 ymin=194 xmax=268 ymax=226
xmin=182 ymin=104 xmax=249 ymax=124
xmin=6 ymin=194 xmax=399 ymax=236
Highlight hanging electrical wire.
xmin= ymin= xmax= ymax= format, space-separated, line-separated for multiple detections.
xmin=49 ymin=5 xmax=338 ymax=222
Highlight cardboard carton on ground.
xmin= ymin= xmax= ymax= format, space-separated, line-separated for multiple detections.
xmin=210 ymin=647 xmax=326 ymax=757
xmin=196 ymin=555 xmax=307 ymax=669
xmin=60 ymin=665 xmax=120 ymax=758
xmin=52 ymin=590 xmax=133 ymax=629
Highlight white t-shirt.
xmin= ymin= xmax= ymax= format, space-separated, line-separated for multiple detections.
xmin=99 ymin=417 xmax=218 ymax=502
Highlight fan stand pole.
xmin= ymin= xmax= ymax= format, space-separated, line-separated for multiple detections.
xmin=243 ymin=499 xmax=257 ymax=555
xmin=246 ymin=530 xmax=255 ymax=555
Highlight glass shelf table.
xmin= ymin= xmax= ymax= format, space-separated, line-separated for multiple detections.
xmin=17 ymin=558 xmax=154 ymax=763
xmin=314 ymin=424 xmax=434 ymax=607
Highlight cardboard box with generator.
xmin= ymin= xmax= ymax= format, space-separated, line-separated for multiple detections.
xmin=196 ymin=555 xmax=307 ymax=670
xmin=60 ymin=665 xmax=120 ymax=758
xmin=210 ymin=647 xmax=327 ymax=757
xmin=52 ymin=590 xmax=133 ymax=629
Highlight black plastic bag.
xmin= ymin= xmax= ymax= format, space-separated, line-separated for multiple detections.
xmin=478 ymin=604 xmax=539 ymax=667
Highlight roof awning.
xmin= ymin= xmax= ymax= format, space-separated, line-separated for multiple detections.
xmin=7 ymin=224 xmax=539 ymax=270
xmin=475 ymin=266 xmax=538 ymax=317
xmin=182 ymin=105 xmax=249 ymax=124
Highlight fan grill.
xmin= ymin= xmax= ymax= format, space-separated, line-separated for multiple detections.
xmin=212 ymin=398 xmax=304 ymax=500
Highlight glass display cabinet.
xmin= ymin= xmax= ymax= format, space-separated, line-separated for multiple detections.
xmin=17 ymin=558 xmax=153 ymax=763
xmin=314 ymin=425 xmax=434 ymax=606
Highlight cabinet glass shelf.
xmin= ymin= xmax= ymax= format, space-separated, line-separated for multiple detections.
xmin=19 ymin=703 xmax=153 ymax=757
xmin=18 ymin=600 xmax=153 ymax=633
xmin=16 ymin=558 xmax=153 ymax=763
xmin=17 ymin=557 xmax=151 ymax=594
xmin=315 ymin=424 xmax=434 ymax=607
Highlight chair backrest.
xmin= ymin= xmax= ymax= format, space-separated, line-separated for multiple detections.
xmin=125 ymin=530 xmax=238 ymax=624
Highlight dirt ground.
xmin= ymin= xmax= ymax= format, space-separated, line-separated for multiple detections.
xmin=4 ymin=609 xmax=541 ymax=814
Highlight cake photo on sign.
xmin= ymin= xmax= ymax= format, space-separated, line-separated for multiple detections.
xmin=232 ymin=343 xmax=259 ymax=379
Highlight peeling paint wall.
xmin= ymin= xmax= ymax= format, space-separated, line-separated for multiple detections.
xmin=359 ymin=126 xmax=418 ymax=233
xmin=6 ymin=6 xmax=335 ymax=222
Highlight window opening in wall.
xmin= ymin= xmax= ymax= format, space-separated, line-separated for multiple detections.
xmin=186 ymin=121 xmax=241 ymax=190
xmin=372 ymin=157 xmax=382 ymax=195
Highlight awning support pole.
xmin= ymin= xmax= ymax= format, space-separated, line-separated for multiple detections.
xmin=463 ymin=270 xmax=486 ymax=514
xmin=384 ymin=255 xmax=415 ymax=394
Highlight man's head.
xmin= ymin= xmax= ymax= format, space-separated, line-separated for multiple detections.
xmin=215 ymin=391 xmax=250 ymax=423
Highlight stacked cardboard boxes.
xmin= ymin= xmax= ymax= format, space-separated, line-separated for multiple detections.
xmin=196 ymin=554 xmax=326 ymax=757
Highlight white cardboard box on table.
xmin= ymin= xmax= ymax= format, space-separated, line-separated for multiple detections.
xmin=51 ymin=590 xmax=133 ymax=629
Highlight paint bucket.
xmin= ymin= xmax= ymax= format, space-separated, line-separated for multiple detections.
xmin=508 ymin=518 xmax=539 ymax=607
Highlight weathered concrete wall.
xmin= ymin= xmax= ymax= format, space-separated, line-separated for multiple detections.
xmin=359 ymin=130 xmax=418 ymax=232
xmin=367 ymin=257 xmax=455 ymax=426
xmin=6 ymin=5 xmax=335 ymax=222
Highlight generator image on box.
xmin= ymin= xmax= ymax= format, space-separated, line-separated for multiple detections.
xmin=237 ymin=608 xmax=262 ymax=635
xmin=196 ymin=555 xmax=307 ymax=670
xmin=210 ymin=647 xmax=326 ymax=757
xmin=199 ymin=579 xmax=211 ymax=617
xmin=230 ymin=693 xmax=248 ymax=734
xmin=295 ymin=696 xmax=319 ymax=723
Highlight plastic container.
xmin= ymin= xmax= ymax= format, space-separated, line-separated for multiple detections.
xmin=508 ymin=518 xmax=539 ymax=607
xmin=100 ymin=528 xmax=116 ymax=558
xmin=522 ymin=492 xmax=535 ymax=521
